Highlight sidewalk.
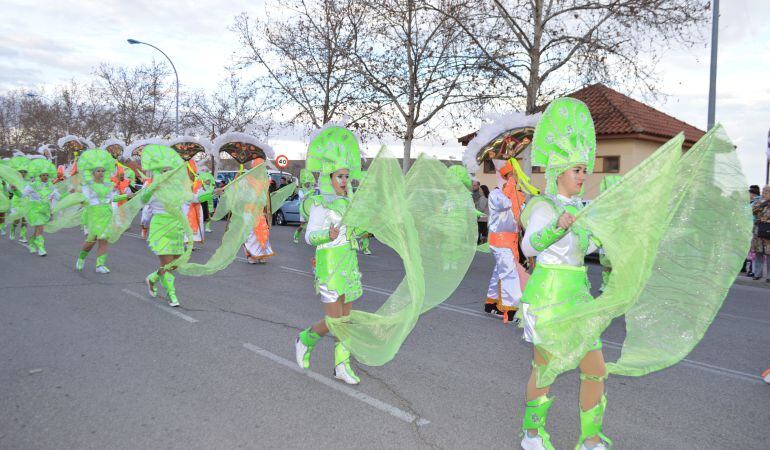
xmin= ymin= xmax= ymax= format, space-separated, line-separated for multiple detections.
xmin=734 ymin=273 xmax=770 ymax=289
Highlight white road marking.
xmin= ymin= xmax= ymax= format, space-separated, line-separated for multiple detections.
xmin=242 ymin=342 xmax=430 ymax=426
xmin=121 ymin=288 xmax=199 ymax=323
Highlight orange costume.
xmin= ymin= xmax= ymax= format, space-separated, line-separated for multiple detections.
xmin=242 ymin=158 xmax=274 ymax=263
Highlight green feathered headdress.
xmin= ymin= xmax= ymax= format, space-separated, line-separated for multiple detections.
xmin=27 ymin=158 xmax=57 ymax=179
xmin=9 ymin=156 xmax=30 ymax=174
xmin=299 ymin=168 xmax=315 ymax=187
xmin=141 ymin=144 xmax=185 ymax=172
xmin=306 ymin=126 xmax=361 ymax=195
xmin=531 ymin=97 xmax=596 ymax=195
xmin=79 ymin=148 xmax=116 ymax=179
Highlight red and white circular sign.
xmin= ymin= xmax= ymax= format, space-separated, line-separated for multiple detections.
xmin=275 ymin=154 xmax=289 ymax=169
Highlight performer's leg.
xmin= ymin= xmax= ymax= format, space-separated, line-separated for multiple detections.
xmin=577 ymin=349 xmax=611 ymax=449
xmin=77 ymin=239 xmax=96 ymax=271
xmin=94 ymin=239 xmax=110 ymax=273
xmin=296 ymin=295 xmax=343 ymax=369
xmin=157 ymin=254 xmax=180 ymax=306
xmin=521 ymin=347 xmax=554 ymax=450
xmin=485 ymin=262 xmax=500 ymax=313
xmin=19 ymin=219 xmax=27 ymax=242
xmin=34 ymin=226 xmax=46 ymax=256
xmin=333 ymin=297 xmax=359 ymax=384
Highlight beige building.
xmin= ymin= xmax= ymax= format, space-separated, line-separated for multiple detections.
xmin=460 ymin=84 xmax=706 ymax=199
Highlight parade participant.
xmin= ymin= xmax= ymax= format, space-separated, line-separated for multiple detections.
xmin=242 ymin=158 xmax=274 ymax=264
xmin=8 ymin=155 xmax=31 ymax=242
xmin=295 ymin=126 xmax=364 ymax=385
xmin=198 ymin=169 xmax=216 ymax=232
xmin=597 ymin=175 xmax=621 ymax=292
xmin=516 ymin=98 xmax=751 ymax=450
xmin=0 ymin=159 xmax=9 ymax=235
xmin=293 ymin=168 xmax=315 ymax=244
xmin=22 ymin=158 xmax=59 ymax=256
xmin=183 ymin=160 xmax=207 ymax=248
xmin=111 ymin=166 xmax=132 ymax=208
xmin=75 ymin=149 xmax=129 ymax=273
xmin=140 ymin=145 xmax=191 ymax=307
xmin=485 ymin=159 xmax=529 ymax=323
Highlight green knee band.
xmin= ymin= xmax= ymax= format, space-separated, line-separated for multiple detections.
xmin=579 ymin=371 xmax=608 ymax=383
xmin=147 ymin=271 xmax=160 ymax=283
xmin=576 ymin=394 xmax=612 ymax=449
xmin=78 ymin=250 xmax=89 ymax=260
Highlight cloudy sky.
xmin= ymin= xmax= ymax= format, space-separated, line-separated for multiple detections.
xmin=2 ymin=0 xmax=769 ymax=183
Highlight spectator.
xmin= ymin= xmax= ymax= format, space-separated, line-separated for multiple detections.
xmin=477 ymin=184 xmax=489 ymax=244
xmin=751 ymin=185 xmax=770 ymax=280
xmin=471 ymin=180 xmax=481 ymax=204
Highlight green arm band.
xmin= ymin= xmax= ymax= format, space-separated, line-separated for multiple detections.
xmin=529 ymin=219 xmax=568 ymax=252
xmin=307 ymin=229 xmax=332 ymax=246
xmin=114 ymin=194 xmax=128 ymax=202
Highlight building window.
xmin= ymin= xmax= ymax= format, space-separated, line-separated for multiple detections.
xmin=483 ymin=160 xmax=495 ymax=174
xmin=597 ymin=156 xmax=620 ymax=173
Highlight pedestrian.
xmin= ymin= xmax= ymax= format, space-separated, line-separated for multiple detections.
xmin=750 ymin=185 xmax=770 ymax=281
xmin=295 ymin=126 xmax=363 ymax=385
xmin=477 ymin=184 xmax=489 ymax=244
xmin=745 ymin=185 xmax=761 ymax=276
xmin=76 ymin=149 xmax=131 ymax=273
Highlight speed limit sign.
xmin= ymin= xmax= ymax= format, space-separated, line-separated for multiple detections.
xmin=275 ymin=154 xmax=289 ymax=169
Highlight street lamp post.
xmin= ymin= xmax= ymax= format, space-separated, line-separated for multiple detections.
xmin=127 ymin=38 xmax=179 ymax=135
xmin=706 ymin=0 xmax=719 ymax=130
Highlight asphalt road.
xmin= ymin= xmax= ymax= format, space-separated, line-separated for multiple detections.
xmin=1 ymin=222 xmax=768 ymax=449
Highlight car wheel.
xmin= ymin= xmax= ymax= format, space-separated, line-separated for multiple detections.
xmin=276 ymin=211 xmax=286 ymax=226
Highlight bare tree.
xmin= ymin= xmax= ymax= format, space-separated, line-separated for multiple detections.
xmin=441 ymin=0 xmax=709 ymax=114
xmin=184 ymin=73 xmax=268 ymax=136
xmin=93 ymin=61 xmax=176 ymax=141
xmin=232 ymin=0 xmax=384 ymax=130
xmin=348 ymin=0 xmax=493 ymax=172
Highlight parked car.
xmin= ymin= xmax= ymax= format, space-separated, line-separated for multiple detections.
xmin=274 ymin=193 xmax=302 ymax=225
xmin=215 ymin=169 xmax=297 ymax=187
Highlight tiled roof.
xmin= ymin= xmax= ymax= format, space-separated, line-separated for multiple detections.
xmin=566 ymin=83 xmax=705 ymax=145
xmin=458 ymin=83 xmax=705 ymax=146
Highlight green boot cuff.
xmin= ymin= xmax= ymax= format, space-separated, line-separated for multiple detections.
xmin=522 ymin=395 xmax=555 ymax=450
xmin=96 ymin=253 xmax=108 ymax=267
xmin=78 ymin=250 xmax=89 ymax=260
xmin=576 ymin=395 xmax=612 ymax=449
xmin=147 ymin=271 xmax=160 ymax=283
xmin=299 ymin=328 xmax=321 ymax=348
xmin=161 ymin=272 xmax=176 ymax=295
xmin=334 ymin=342 xmax=351 ymax=366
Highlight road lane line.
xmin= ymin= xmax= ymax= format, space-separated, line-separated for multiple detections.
xmin=242 ymin=343 xmax=430 ymax=426
xmin=122 ymin=288 xmax=199 ymax=323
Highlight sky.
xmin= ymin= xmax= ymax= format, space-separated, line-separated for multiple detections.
xmin=1 ymin=0 xmax=769 ymax=183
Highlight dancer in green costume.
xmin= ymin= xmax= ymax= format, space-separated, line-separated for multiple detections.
xmin=518 ymin=98 xmax=607 ymax=450
xmin=75 ymin=149 xmax=131 ymax=273
xmin=0 ymin=159 xmax=9 ymax=235
xmin=295 ymin=126 xmax=364 ymax=385
xmin=22 ymin=158 xmax=59 ymax=256
xmin=517 ymin=97 xmax=751 ymax=449
xmin=7 ymin=156 xmax=30 ymax=242
xmin=140 ymin=145 xmax=190 ymax=307
xmin=292 ymin=168 xmax=316 ymax=244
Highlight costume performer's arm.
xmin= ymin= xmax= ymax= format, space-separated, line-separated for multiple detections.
xmin=22 ymin=184 xmax=40 ymax=201
xmin=304 ymin=204 xmax=332 ymax=246
xmin=521 ymin=201 xmax=566 ymax=256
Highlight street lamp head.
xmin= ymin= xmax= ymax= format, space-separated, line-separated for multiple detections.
xmin=127 ymin=38 xmax=142 ymax=45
